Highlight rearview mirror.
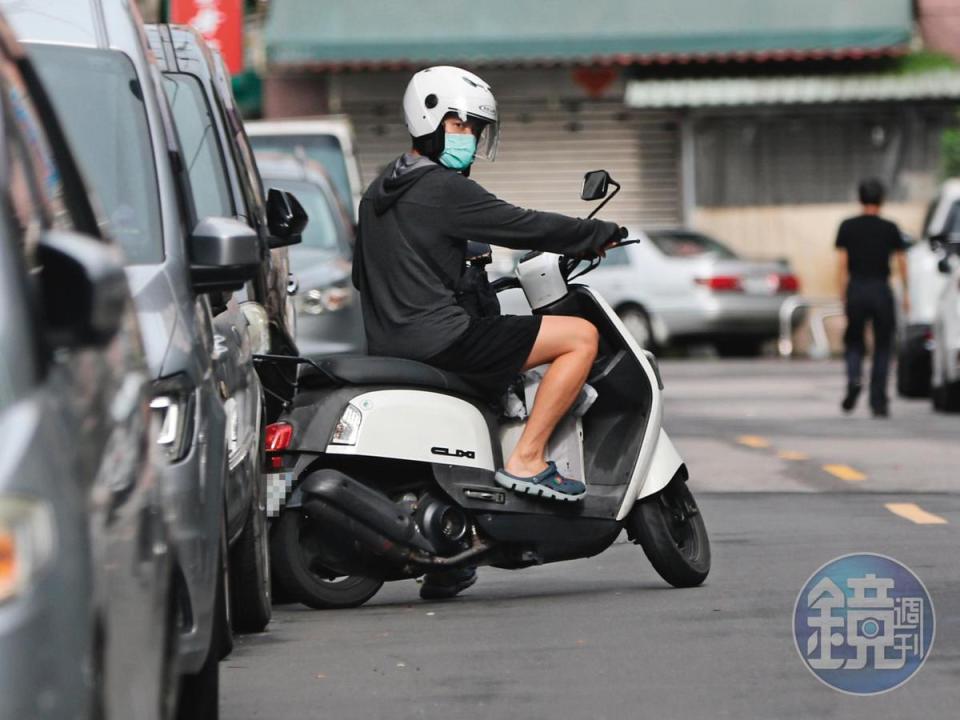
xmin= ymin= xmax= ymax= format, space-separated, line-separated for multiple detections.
xmin=189 ymin=217 xmax=262 ymax=293
xmin=581 ymin=170 xmax=611 ymax=201
xmin=266 ymin=188 xmax=307 ymax=248
xmin=37 ymin=230 xmax=127 ymax=348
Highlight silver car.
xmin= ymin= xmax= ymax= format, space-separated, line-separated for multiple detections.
xmin=588 ymin=229 xmax=800 ymax=355
xmin=0 ymin=13 xmax=175 ymax=720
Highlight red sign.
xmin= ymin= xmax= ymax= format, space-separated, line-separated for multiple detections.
xmin=171 ymin=0 xmax=244 ymax=74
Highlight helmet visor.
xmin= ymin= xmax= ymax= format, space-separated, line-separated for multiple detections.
xmin=469 ymin=115 xmax=499 ymax=161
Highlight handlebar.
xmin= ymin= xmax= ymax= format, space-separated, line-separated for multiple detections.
xmin=490 ymin=276 xmax=521 ymax=293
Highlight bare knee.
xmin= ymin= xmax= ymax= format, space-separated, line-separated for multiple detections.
xmin=571 ymin=319 xmax=599 ymax=361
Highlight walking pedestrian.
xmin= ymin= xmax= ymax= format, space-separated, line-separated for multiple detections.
xmin=835 ymin=178 xmax=909 ymax=416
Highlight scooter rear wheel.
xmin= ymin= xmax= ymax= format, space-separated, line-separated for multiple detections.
xmin=270 ymin=509 xmax=384 ymax=609
xmin=629 ymin=475 xmax=710 ymax=588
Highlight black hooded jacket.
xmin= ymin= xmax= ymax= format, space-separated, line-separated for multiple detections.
xmin=352 ymin=153 xmax=620 ymax=360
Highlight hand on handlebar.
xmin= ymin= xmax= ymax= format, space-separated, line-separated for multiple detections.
xmin=591 ymin=227 xmax=630 ymax=259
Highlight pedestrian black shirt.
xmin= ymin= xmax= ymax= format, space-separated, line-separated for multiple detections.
xmin=835 ymin=214 xmax=907 ymax=280
xmin=352 ymin=154 xmax=619 ymax=360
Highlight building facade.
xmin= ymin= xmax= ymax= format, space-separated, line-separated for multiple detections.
xmin=261 ymin=0 xmax=960 ymax=296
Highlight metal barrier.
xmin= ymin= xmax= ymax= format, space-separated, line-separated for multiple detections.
xmin=778 ymin=296 xmax=845 ymax=359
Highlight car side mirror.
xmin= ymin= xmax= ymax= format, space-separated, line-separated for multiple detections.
xmin=938 ymin=257 xmax=952 ymax=274
xmin=581 ymin=170 xmax=611 ymax=201
xmin=266 ymin=188 xmax=307 ymax=248
xmin=37 ymin=229 xmax=127 ymax=348
xmin=189 ymin=217 xmax=262 ymax=293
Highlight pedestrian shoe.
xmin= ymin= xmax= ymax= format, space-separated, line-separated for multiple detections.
xmin=841 ymin=383 xmax=862 ymax=413
xmin=494 ymin=461 xmax=586 ymax=502
xmin=871 ymin=404 xmax=890 ymax=418
xmin=419 ymin=567 xmax=477 ymax=600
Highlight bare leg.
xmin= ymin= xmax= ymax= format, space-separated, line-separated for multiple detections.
xmin=504 ymin=316 xmax=598 ymax=477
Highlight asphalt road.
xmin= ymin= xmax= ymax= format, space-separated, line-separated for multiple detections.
xmin=221 ymin=360 xmax=959 ymax=720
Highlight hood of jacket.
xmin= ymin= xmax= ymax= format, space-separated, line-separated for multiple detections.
xmin=368 ymin=152 xmax=440 ymax=215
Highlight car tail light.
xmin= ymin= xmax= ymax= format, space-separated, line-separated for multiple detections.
xmin=695 ymin=275 xmax=742 ymax=292
xmin=265 ymin=422 xmax=293 ymax=452
xmin=777 ymin=273 xmax=800 ymax=293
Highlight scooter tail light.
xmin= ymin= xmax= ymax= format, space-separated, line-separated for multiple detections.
xmin=695 ymin=275 xmax=742 ymax=292
xmin=265 ymin=422 xmax=293 ymax=452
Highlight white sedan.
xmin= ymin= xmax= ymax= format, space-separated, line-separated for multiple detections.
xmin=587 ymin=229 xmax=799 ymax=355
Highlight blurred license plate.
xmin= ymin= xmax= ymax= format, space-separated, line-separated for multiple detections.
xmin=742 ymin=275 xmax=776 ymax=294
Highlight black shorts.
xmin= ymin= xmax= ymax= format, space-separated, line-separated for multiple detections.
xmin=425 ymin=314 xmax=543 ymax=400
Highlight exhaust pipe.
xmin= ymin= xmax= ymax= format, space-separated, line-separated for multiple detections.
xmin=299 ymin=469 xmax=436 ymax=554
xmin=299 ymin=470 xmax=492 ymax=571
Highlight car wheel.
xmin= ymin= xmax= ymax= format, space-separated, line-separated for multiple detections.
xmin=174 ymin=634 xmax=218 ymax=720
xmin=230 ymin=432 xmax=272 ymax=632
xmin=897 ymin=347 xmax=930 ymax=398
xmin=618 ymin=306 xmax=654 ymax=350
xmin=175 ymin=537 xmax=226 ymax=720
xmin=229 ymin=497 xmax=272 ymax=632
xmin=934 ymin=379 xmax=960 ymax=412
xmin=159 ymin=580 xmax=180 ymax=720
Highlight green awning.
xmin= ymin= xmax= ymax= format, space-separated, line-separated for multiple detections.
xmin=265 ymin=0 xmax=912 ymax=69
xmin=625 ymin=69 xmax=960 ymax=108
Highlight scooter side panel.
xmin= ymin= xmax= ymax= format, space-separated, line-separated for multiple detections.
xmin=325 ymin=389 xmax=497 ymax=470
xmin=632 ymin=429 xmax=684 ymax=504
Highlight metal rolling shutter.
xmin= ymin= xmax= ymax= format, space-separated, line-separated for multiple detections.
xmin=347 ymin=100 xmax=682 ymax=236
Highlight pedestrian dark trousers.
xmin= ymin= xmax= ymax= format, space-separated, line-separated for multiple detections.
xmin=843 ymin=278 xmax=895 ymax=408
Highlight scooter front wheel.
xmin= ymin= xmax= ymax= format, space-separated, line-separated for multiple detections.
xmin=270 ymin=509 xmax=384 ymax=609
xmin=628 ymin=475 xmax=710 ymax=587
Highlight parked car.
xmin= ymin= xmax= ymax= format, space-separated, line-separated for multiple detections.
xmin=898 ymin=180 xmax=957 ymax=397
xmin=4 ymin=1 xmax=266 ymax=716
xmin=0 ymin=13 xmax=176 ymax=719
xmin=585 ymin=229 xmax=799 ymax=355
xmin=145 ymin=22 xmax=308 ymax=634
xmin=247 ymin=115 xmax=364 ymax=219
xmin=256 ymin=151 xmax=364 ymax=355
xmin=931 ymin=234 xmax=960 ymax=411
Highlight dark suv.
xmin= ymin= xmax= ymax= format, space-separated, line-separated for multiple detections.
xmin=0 ymin=13 xmax=176 ymax=719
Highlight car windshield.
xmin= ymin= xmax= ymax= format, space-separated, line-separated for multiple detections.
xmin=262 ymin=178 xmax=344 ymax=254
xmin=27 ymin=44 xmax=163 ymax=264
xmin=648 ymin=231 xmax=738 ymax=259
xmin=161 ymin=74 xmax=233 ymax=220
xmin=251 ymin=134 xmax=352 ymax=212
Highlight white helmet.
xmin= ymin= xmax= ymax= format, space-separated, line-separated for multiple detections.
xmin=402 ymin=66 xmax=500 ymax=161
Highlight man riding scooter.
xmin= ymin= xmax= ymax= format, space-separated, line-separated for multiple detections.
xmin=352 ymin=66 xmax=622 ymax=597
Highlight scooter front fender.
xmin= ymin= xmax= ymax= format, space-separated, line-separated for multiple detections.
xmin=616 ymin=428 xmax=684 ymax=520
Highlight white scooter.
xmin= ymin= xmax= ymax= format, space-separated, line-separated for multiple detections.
xmin=259 ymin=170 xmax=710 ymax=609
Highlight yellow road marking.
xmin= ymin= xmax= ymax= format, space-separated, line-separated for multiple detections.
xmin=778 ymin=450 xmax=809 ymax=461
xmin=738 ymin=435 xmax=771 ymax=449
xmin=823 ymin=464 xmax=867 ymax=482
xmin=884 ymin=503 xmax=948 ymax=525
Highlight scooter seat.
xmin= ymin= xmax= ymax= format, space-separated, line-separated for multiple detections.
xmin=299 ymin=354 xmax=483 ymax=398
